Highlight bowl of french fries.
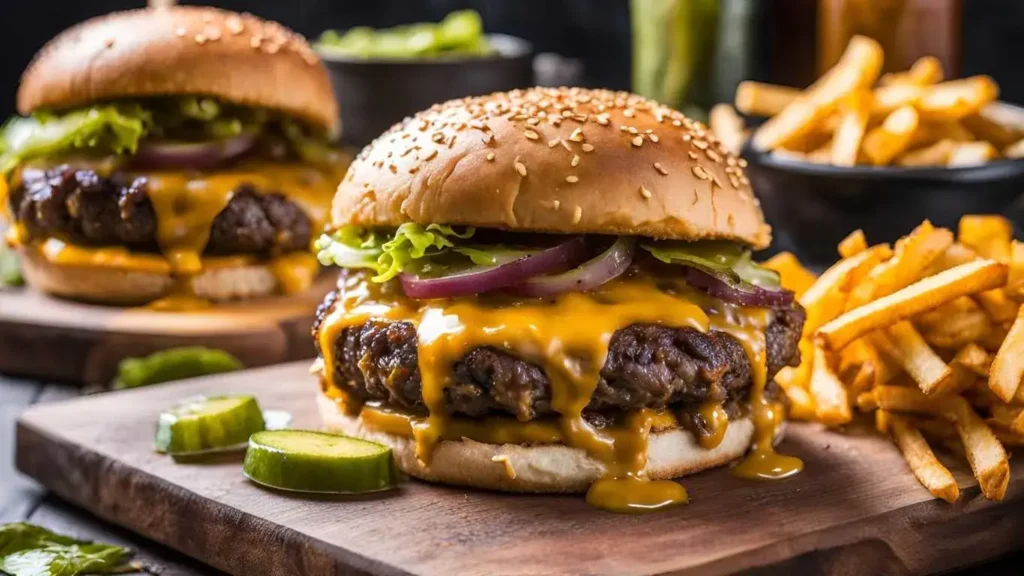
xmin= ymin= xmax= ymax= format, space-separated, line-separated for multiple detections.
xmin=764 ymin=215 xmax=1024 ymax=503
xmin=713 ymin=35 xmax=1024 ymax=266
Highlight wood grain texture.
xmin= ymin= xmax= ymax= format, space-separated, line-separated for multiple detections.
xmin=0 ymin=275 xmax=333 ymax=386
xmin=15 ymin=362 xmax=1024 ymax=576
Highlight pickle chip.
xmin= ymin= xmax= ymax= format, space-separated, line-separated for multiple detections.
xmin=243 ymin=430 xmax=398 ymax=494
xmin=155 ymin=395 xmax=266 ymax=455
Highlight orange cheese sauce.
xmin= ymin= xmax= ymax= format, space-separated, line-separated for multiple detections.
xmin=318 ymin=271 xmax=804 ymax=512
xmin=7 ymin=162 xmax=341 ymax=306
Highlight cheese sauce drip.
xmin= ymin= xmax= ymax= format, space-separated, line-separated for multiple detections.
xmin=318 ymin=271 xmax=802 ymax=511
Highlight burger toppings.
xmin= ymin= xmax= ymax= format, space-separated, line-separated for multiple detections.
xmin=315 ymin=224 xmax=788 ymax=305
xmin=0 ymin=96 xmax=338 ymax=174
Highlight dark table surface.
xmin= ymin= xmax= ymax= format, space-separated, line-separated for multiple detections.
xmin=1 ymin=372 xmax=1020 ymax=576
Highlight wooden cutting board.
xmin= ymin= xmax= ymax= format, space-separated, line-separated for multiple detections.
xmin=15 ymin=362 xmax=1024 ymax=576
xmin=0 ymin=276 xmax=332 ymax=386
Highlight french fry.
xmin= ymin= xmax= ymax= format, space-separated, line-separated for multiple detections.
xmin=959 ymin=215 xmax=1013 ymax=263
xmin=989 ymin=405 xmax=1024 ymax=435
xmin=992 ymin=306 xmax=1024 ymax=402
xmin=871 ymin=83 xmax=921 ymax=118
xmin=886 ymin=321 xmax=953 ymax=395
xmin=709 ymin=103 xmax=747 ymax=154
xmin=810 ymin=344 xmax=852 ymax=425
xmin=1007 ymin=240 xmax=1024 ymax=299
xmin=908 ymin=121 xmax=974 ymax=148
xmin=1005 ymin=138 xmax=1024 ymax=159
xmin=889 ymin=414 xmax=960 ymax=503
xmin=832 ymin=91 xmax=872 ymax=166
xmin=862 ymin=385 xmax=948 ymax=416
xmin=839 ymin=338 xmax=882 ymax=395
xmin=817 ymin=259 xmax=1009 ymax=352
xmin=915 ymin=297 xmax=992 ymax=349
xmin=945 ymin=397 xmax=1010 ymax=501
xmin=918 ymin=76 xmax=1000 ymax=121
xmin=975 ymin=289 xmax=1019 ymax=323
xmin=962 ymin=107 xmax=1020 ymax=149
xmin=838 ymin=230 xmax=868 ymax=258
xmin=779 ymin=375 xmax=816 ymax=421
xmin=897 ymin=139 xmax=957 ymax=167
xmin=862 ymin=105 xmax=919 ymax=165
xmin=927 ymin=242 xmax=979 ymax=275
xmin=948 ymin=141 xmax=1000 ymax=167
xmin=734 ymin=81 xmax=800 ymax=117
xmin=752 ymin=35 xmax=883 ymax=151
xmin=846 ymin=221 xmax=953 ymax=310
xmin=800 ymin=245 xmax=892 ymax=334
xmin=806 ymin=141 xmax=834 ymax=164
xmin=992 ymin=426 xmax=1024 ymax=446
xmin=951 ymin=342 xmax=993 ymax=378
xmin=761 ymin=251 xmax=816 ymax=298
xmin=879 ymin=56 xmax=944 ymax=87
xmin=980 ymin=321 xmax=1012 ymax=353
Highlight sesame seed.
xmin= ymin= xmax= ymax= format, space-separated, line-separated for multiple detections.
xmin=486 ymin=152 xmax=495 ymax=161
xmin=639 ymin=186 xmax=652 ymax=199
xmin=105 ymin=38 xmax=115 ymax=48
xmin=527 ymin=117 xmax=540 ymax=126
xmin=628 ymin=127 xmax=639 ymax=135
xmin=524 ymin=130 xmax=539 ymax=140
xmin=688 ymin=151 xmax=698 ymax=160
xmin=553 ymin=200 xmax=561 ymax=209
xmin=561 ymin=110 xmax=573 ymax=118
xmin=424 ymin=149 xmax=438 ymax=161
xmin=619 ymin=126 xmax=628 ymax=132
xmin=194 ymin=34 xmax=208 ymax=45
xmin=632 ymin=136 xmax=644 ymax=147
xmin=624 ymin=109 xmax=635 ymax=118
xmin=572 ymin=206 xmax=583 ymax=224
xmin=204 ymin=26 xmax=221 ymax=41
xmin=566 ymin=175 xmax=579 ymax=184
xmin=706 ymin=149 xmax=721 ymax=163
xmin=265 ymin=42 xmax=280 ymax=54
xmin=597 ymin=114 xmax=610 ymax=126
xmin=409 ymin=166 xmax=419 ymax=174
xmin=654 ymin=162 xmax=668 ymax=175
xmin=738 ymin=158 xmax=748 ymax=168
xmin=649 ymin=134 xmax=660 ymax=143
xmin=672 ymin=120 xmax=682 ymax=127
xmin=175 ymin=27 xmax=187 ymax=37
xmin=569 ymin=129 xmax=584 ymax=142
xmin=389 ymin=164 xmax=397 ymax=174
xmin=571 ymin=155 xmax=580 ymax=167
xmin=692 ymin=165 xmax=710 ymax=180
xmin=548 ymin=138 xmax=560 ymax=148
xmin=683 ymin=134 xmax=692 ymax=142
xmin=581 ymin=143 xmax=595 ymax=153
xmin=560 ymin=139 xmax=572 ymax=151
xmin=515 ymin=159 xmax=528 ymax=177
xmin=250 ymin=36 xmax=262 ymax=48
xmin=481 ymin=133 xmax=493 ymax=144
xmin=693 ymin=139 xmax=709 ymax=150
xmin=432 ymin=133 xmax=444 ymax=143
xmin=226 ymin=16 xmax=245 ymax=35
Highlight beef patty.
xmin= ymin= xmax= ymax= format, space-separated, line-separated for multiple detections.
xmin=313 ymin=289 xmax=806 ymax=422
xmin=9 ymin=165 xmax=312 ymax=256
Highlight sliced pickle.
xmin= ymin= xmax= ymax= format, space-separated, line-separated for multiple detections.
xmin=243 ymin=430 xmax=398 ymax=494
xmin=155 ymin=395 xmax=265 ymax=455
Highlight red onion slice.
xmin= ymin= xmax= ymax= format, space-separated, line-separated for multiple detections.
xmin=399 ymin=236 xmax=590 ymax=299
xmin=509 ymin=237 xmax=635 ymax=298
xmin=683 ymin=266 xmax=794 ymax=308
xmin=133 ymin=133 xmax=256 ymax=170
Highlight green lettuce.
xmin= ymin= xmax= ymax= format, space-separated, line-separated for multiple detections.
xmin=0 ymin=105 xmax=149 ymax=173
xmin=316 ymin=223 xmax=507 ymax=282
xmin=0 ymin=522 xmax=133 ymax=576
xmin=641 ymin=240 xmax=780 ymax=288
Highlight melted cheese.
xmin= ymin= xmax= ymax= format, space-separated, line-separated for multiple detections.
xmin=319 ymin=271 xmax=804 ymax=511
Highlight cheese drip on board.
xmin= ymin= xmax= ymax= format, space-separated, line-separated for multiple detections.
xmin=317 ymin=271 xmax=803 ymax=511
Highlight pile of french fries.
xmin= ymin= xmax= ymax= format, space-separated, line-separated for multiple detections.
xmin=764 ymin=215 xmax=1024 ymax=502
xmin=709 ymin=35 xmax=1024 ymax=167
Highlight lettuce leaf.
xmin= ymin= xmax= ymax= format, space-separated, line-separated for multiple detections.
xmin=641 ymin=240 xmax=781 ymax=288
xmin=0 ymin=522 xmax=133 ymax=575
xmin=0 ymin=105 xmax=149 ymax=173
xmin=317 ymin=223 xmax=496 ymax=282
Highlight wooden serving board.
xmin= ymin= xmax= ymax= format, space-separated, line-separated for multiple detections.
xmin=0 ymin=276 xmax=333 ymax=386
xmin=15 ymin=362 xmax=1024 ymax=576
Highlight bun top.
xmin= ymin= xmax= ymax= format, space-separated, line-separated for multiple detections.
xmin=332 ymin=87 xmax=769 ymax=248
xmin=17 ymin=6 xmax=338 ymax=133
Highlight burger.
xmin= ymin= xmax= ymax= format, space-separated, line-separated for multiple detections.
xmin=312 ymin=87 xmax=806 ymax=511
xmin=1 ymin=6 xmax=345 ymax=306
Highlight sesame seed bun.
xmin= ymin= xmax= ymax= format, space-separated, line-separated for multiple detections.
xmin=332 ymin=87 xmax=769 ymax=248
xmin=316 ymin=392 xmax=755 ymax=493
xmin=17 ymin=6 xmax=338 ymax=133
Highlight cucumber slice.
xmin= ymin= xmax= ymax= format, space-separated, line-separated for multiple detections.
xmin=243 ymin=430 xmax=398 ymax=494
xmin=155 ymin=395 xmax=265 ymax=455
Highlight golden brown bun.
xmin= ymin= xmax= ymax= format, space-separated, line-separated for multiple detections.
xmin=333 ymin=87 xmax=769 ymax=248
xmin=19 ymin=246 xmax=284 ymax=305
xmin=17 ymin=6 xmax=338 ymax=134
xmin=316 ymin=392 xmax=754 ymax=493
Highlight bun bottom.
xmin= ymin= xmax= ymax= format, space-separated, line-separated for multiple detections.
xmin=317 ymin=393 xmax=755 ymax=493
xmin=19 ymin=247 xmax=280 ymax=305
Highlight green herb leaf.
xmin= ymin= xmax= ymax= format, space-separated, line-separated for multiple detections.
xmin=0 ymin=523 xmax=132 ymax=576
xmin=113 ymin=347 xmax=244 ymax=389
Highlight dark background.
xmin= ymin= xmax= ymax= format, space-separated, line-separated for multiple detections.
xmin=2 ymin=0 xmax=1024 ymax=119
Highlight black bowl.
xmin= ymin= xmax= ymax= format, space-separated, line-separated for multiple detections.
xmin=743 ymin=144 xmax=1024 ymax=267
xmin=319 ymin=34 xmax=534 ymax=148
